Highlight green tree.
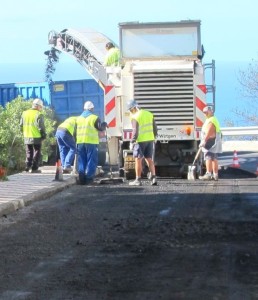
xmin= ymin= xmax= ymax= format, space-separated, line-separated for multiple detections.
xmin=0 ymin=97 xmax=57 ymax=174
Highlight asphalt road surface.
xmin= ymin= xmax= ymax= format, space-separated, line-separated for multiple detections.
xmin=0 ymin=174 xmax=258 ymax=300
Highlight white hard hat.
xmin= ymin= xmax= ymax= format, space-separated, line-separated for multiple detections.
xmin=32 ymin=98 xmax=44 ymax=108
xmin=84 ymin=101 xmax=94 ymax=110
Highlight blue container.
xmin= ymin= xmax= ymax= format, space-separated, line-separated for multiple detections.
xmin=0 ymin=82 xmax=50 ymax=107
xmin=0 ymin=79 xmax=104 ymax=122
xmin=50 ymin=79 xmax=104 ymax=121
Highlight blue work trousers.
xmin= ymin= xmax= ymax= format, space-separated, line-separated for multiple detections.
xmin=77 ymin=143 xmax=98 ymax=183
xmin=56 ymin=129 xmax=76 ymax=169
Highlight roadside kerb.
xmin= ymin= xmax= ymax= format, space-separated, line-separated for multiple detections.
xmin=0 ymin=174 xmax=76 ymax=218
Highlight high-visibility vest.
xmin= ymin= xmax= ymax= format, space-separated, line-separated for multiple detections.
xmin=104 ymin=47 xmax=120 ymax=66
xmin=201 ymin=115 xmax=222 ymax=153
xmin=132 ymin=109 xmax=155 ymax=142
xmin=202 ymin=116 xmax=221 ymax=134
xmin=22 ymin=109 xmax=41 ymax=138
xmin=58 ymin=116 xmax=77 ymax=135
xmin=76 ymin=114 xmax=99 ymax=144
xmin=209 ymin=116 xmax=221 ymax=132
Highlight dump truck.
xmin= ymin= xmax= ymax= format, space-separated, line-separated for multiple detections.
xmin=47 ymin=20 xmax=215 ymax=178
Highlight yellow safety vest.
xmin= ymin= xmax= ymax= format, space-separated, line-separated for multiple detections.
xmin=104 ymin=48 xmax=120 ymax=66
xmin=59 ymin=117 xmax=77 ymax=135
xmin=22 ymin=109 xmax=41 ymax=138
xmin=76 ymin=114 xmax=99 ymax=144
xmin=132 ymin=109 xmax=155 ymax=142
xmin=202 ymin=116 xmax=221 ymax=134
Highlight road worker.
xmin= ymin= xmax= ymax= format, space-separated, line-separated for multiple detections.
xmin=199 ymin=106 xmax=222 ymax=181
xmin=76 ymin=101 xmax=107 ymax=185
xmin=55 ymin=116 xmax=77 ymax=173
xmin=104 ymin=42 xmax=120 ymax=66
xmin=20 ymin=98 xmax=46 ymax=173
xmin=127 ymin=99 xmax=158 ymax=186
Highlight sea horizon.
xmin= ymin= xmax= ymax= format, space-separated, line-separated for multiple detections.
xmin=0 ymin=60 xmax=251 ymax=127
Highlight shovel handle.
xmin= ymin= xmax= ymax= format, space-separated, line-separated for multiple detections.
xmin=192 ymin=148 xmax=202 ymax=165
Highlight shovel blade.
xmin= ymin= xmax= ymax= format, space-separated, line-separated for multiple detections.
xmin=187 ymin=165 xmax=196 ymax=180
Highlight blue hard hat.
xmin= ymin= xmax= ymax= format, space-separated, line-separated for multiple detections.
xmin=126 ymin=99 xmax=138 ymax=111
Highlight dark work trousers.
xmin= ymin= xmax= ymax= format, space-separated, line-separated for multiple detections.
xmin=25 ymin=144 xmax=41 ymax=170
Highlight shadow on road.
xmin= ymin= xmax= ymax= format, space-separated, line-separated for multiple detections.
xmin=219 ymin=166 xmax=257 ymax=179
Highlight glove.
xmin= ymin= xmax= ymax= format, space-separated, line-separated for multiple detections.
xmin=199 ymin=141 xmax=205 ymax=148
xmin=129 ymin=142 xmax=135 ymax=151
xmin=102 ymin=122 xmax=108 ymax=128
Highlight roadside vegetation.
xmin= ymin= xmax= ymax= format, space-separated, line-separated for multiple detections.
xmin=223 ymin=57 xmax=258 ymax=141
xmin=0 ymin=96 xmax=57 ymax=175
xmin=234 ymin=58 xmax=258 ymax=125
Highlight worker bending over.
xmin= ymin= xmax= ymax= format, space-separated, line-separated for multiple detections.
xmin=55 ymin=116 xmax=77 ymax=173
xmin=76 ymin=101 xmax=107 ymax=185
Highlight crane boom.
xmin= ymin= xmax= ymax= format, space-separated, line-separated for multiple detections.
xmin=46 ymin=28 xmax=115 ymax=86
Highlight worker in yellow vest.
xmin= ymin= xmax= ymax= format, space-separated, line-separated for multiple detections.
xmin=199 ymin=106 xmax=222 ymax=181
xmin=76 ymin=101 xmax=107 ymax=185
xmin=127 ymin=99 xmax=158 ymax=186
xmin=20 ymin=98 xmax=46 ymax=173
xmin=55 ymin=116 xmax=77 ymax=173
xmin=104 ymin=42 xmax=120 ymax=66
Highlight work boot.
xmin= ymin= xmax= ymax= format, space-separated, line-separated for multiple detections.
xmin=85 ymin=177 xmax=94 ymax=185
xmin=199 ymin=173 xmax=212 ymax=180
xmin=77 ymin=173 xmax=86 ymax=185
xmin=63 ymin=166 xmax=73 ymax=174
xmin=212 ymin=173 xmax=219 ymax=181
xmin=25 ymin=163 xmax=31 ymax=172
xmin=129 ymin=179 xmax=142 ymax=186
xmin=30 ymin=169 xmax=41 ymax=173
xmin=151 ymin=176 xmax=157 ymax=186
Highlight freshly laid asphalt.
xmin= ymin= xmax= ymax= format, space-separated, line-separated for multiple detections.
xmin=1 ymin=153 xmax=257 ymax=219
xmin=0 ymin=166 xmax=76 ymax=218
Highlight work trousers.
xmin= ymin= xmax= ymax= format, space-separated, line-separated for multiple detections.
xmin=56 ymin=129 xmax=76 ymax=169
xmin=25 ymin=144 xmax=41 ymax=170
xmin=77 ymin=143 xmax=98 ymax=184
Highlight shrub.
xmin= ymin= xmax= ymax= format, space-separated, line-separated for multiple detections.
xmin=0 ymin=97 xmax=57 ymax=174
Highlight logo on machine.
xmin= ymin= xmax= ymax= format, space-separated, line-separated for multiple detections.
xmin=157 ymin=133 xmax=177 ymax=139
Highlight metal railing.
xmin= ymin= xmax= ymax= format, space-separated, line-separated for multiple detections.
xmin=221 ymin=126 xmax=258 ymax=136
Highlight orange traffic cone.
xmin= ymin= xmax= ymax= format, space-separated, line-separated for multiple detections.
xmin=231 ymin=150 xmax=240 ymax=168
xmin=54 ymin=159 xmax=63 ymax=181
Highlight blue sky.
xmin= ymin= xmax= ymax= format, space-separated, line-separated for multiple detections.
xmin=1 ymin=0 xmax=257 ymax=64
xmin=0 ymin=0 xmax=257 ymax=125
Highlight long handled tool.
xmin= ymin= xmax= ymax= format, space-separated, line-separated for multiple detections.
xmin=187 ymin=147 xmax=202 ymax=180
xmin=53 ymin=142 xmax=63 ymax=181
xmin=99 ymin=130 xmax=124 ymax=184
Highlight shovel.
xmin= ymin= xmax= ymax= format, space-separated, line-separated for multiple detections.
xmin=99 ymin=129 xmax=124 ymax=184
xmin=187 ymin=147 xmax=202 ymax=180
